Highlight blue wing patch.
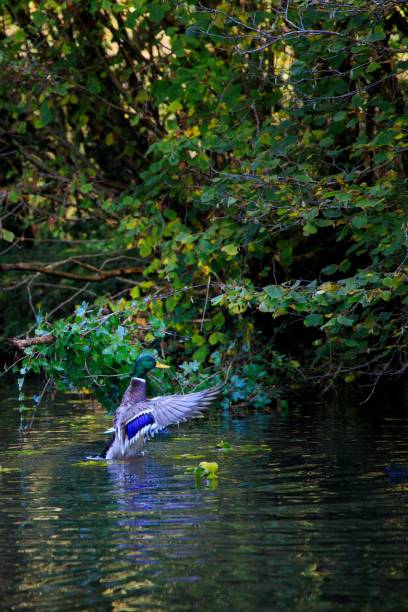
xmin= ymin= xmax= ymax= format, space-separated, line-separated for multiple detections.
xmin=126 ymin=412 xmax=155 ymax=441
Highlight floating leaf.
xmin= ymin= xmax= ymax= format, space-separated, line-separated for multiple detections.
xmin=217 ymin=440 xmax=232 ymax=450
xmin=0 ymin=466 xmax=21 ymax=473
xmin=239 ymin=444 xmax=271 ymax=454
xmin=193 ymin=461 xmax=219 ymax=482
xmin=72 ymin=460 xmax=108 ymax=467
xmin=172 ymin=453 xmax=206 ymax=460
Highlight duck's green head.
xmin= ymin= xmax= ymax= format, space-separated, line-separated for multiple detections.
xmin=132 ymin=354 xmax=170 ymax=379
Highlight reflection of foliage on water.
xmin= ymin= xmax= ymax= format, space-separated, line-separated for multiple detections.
xmin=2 ymin=394 xmax=408 ymax=608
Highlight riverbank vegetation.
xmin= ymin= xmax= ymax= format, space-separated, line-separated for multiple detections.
xmin=1 ymin=1 xmax=407 ymax=409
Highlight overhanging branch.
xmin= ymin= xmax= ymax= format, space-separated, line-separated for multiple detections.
xmin=10 ymin=334 xmax=55 ymax=349
xmin=0 ymin=262 xmax=143 ymax=282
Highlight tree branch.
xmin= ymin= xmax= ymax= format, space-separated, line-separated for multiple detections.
xmin=10 ymin=334 xmax=55 ymax=349
xmin=0 ymin=262 xmax=143 ymax=282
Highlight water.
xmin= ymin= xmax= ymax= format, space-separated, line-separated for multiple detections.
xmin=1 ymin=388 xmax=408 ymax=610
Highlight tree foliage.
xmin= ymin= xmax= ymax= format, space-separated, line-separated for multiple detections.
xmin=1 ymin=0 xmax=407 ymax=407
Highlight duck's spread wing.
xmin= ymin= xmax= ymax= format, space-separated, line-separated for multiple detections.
xmin=123 ymin=384 xmax=221 ymax=438
xmin=147 ymin=384 xmax=222 ymax=429
xmin=119 ymin=384 xmax=221 ymax=446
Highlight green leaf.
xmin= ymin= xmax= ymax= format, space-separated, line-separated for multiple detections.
xmin=80 ymin=183 xmax=93 ymax=194
xmin=209 ymin=332 xmax=225 ymax=345
xmin=39 ymin=101 xmax=53 ymax=127
xmin=366 ymin=62 xmax=381 ymax=73
xmin=1 ymin=228 xmax=15 ymax=242
xmin=192 ymin=334 xmax=205 ymax=346
xmin=304 ymin=314 xmax=324 ymax=327
xmin=352 ymin=215 xmax=367 ymax=229
xmin=192 ymin=346 xmax=209 ymax=362
xmin=339 ymin=259 xmax=351 ymax=273
xmin=212 ymin=312 xmax=225 ymax=329
xmin=222 ymin=244 xmax=239 ymax=258
xmin=264 ymin=285 xmax=284 ymax=299
xmin=333 ymin=111 xmax=346 ymax=122
xmin=149 ymin=2 xmax=167 ymax=23
xmin=168 ymin=100 xmax=182 ymax=113
xmin=319 ymin=135 xmax=334 ymax=147
xmin=322 ymin=264 xmax=338 ymax=276
xmin=337 ymin=315 xmax=355 ymax=327
xmin=366 ymin=29 xmax=385 ymax=42
xmin=303 ymin=222 xmax=318 ymax=236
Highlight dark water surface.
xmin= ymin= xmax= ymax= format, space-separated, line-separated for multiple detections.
xmin=1 ymin=388 xmax=408 ymax=611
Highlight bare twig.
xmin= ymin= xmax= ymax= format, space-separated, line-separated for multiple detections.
xmin=200 ymin=275 xmax=211 ymax=332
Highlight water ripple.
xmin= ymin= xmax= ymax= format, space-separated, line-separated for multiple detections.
xmin=1 ymin=393 xmax=408 ymax=609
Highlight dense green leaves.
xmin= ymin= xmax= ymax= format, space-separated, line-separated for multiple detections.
xmin=1 ymin=0 xmax=407 ymax=403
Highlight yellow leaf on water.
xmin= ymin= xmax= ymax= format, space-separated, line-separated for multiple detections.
xmin=199 ymin=461 xmax=219 ymax=474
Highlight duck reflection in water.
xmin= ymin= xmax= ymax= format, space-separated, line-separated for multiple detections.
xmin=105 ymin=455 xmax=214 ymax=571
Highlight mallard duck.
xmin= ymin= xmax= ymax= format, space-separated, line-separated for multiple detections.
xmin=100 ymin=354 xmax=221 ymax=460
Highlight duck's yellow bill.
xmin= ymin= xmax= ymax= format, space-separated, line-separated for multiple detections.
xmin=155 ymin=362 xmax=170 ymax=369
